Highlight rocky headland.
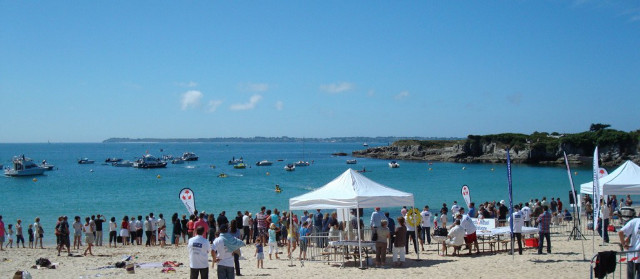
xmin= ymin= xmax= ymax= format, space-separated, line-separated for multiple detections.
xmin=353 ymin=129 xmax=640 ymax=167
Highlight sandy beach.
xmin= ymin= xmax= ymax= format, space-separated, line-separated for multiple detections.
xmin=0 ymin=224 xmax=618 ymax=279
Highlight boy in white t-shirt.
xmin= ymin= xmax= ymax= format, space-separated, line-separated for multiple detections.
xmin=188 ymin=226 xmax=213 ymax=279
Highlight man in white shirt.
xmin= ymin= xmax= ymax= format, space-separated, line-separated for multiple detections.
xmin=419 ymin=205 xmax=432 ymax=251
xmin=148 ymin=213 xmax=157 ymax=246
xmin=212 ymin=224 xmax=244 ymax=279
xmin=242 ymin=211 xmax=251 ymax=244
xmin=188 ymin=226 xmax=213 ymax=279
xmin=618 ymin=216 xmax=640 ymax=279
xmin=442 ymin=219 xmax=465 ymax=255
xmin=508 ymin=205 xmax=524 ymax=255
xmin=521 ymin=203 xmax=532 ymax=227
xmin=451 ymin=201 xmax=460 ymax=219
xmin=157 ymin=213 xmax=166 ymax=245
xmin=598 ymin=201 xmax=610 ymax=243
xmin=458 ymin=208 xmax=479 ymax=254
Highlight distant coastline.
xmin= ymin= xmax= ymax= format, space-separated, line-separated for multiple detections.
xmin=102 ymin=136 xmax=462 ymax=143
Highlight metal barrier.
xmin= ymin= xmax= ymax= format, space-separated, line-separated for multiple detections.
xmin=589 ymin=249 xmax=640 ymax=279
xmin=294 ymin=228 xmax=375 ymax=267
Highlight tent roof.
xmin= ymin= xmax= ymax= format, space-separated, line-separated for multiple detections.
xmin=580 ymin=160 xmax=640 ymax=195
xmin=289 ymin=168 xmax=414 ymax=210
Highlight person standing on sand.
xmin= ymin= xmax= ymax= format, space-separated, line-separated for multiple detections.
xmin=385 ymin=212 xmax=395 ymax=253
xmin=537 ymin=205 xmax=552 ymax=254
xmin=94 ymin=214 xmax=105 ymax=246
xmin=375 ymin=219 xmax=390 ymax=268
xmin=145 ymin=216 xmax=153 ymax=246
xmin=420 ymin=205 xmax=432 ymax=250
xmin=83 ymin=217 xmax=95 ymax=256
xmin=57 ymin=216 xmax=71 ymax=256
xmin=242 ymin=211 xmax=251 ymax=244
xmin=188 ymin=226 xmax=213 ymax=279
xmin=212 ymin=224 xmax=245 ymax=279
xmin=509 ymin=205 xmax=524 ymax=255
xmin=298 ymin=221 xmax=310 ymax=261
xmin=0 ymin=215 xmax=5 ymax=251
xmin=393 ymin=216 xmax=407 ymax=267
xmin=15 ymin=219 xmax=25 ymax=248
xmin=521 ymin=203 xmax=532 ymax=227
xmin=73 ymin=216 xmax=83 ymax=250
xmin=34 ymin=217 xmax=43 ymax=249
xmin=459 ymin=208 xmax=480 ymax=254
xmin=256 ymin=206 xmax=268 ymax=245
xmin=108 ymin=217 xmax=117 ymax=248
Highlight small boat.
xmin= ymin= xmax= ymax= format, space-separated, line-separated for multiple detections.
xmin=357 ymin=168 xmax=370 ymax=173
xmin=277 ymin=159 xmax=284 ymax=162
xmin=228 ymin=157 xmax=243 ymax=165
xmin=363 ymin=142 xmax=369 ymax=147
xmin=172 ymin=158 xmax=185 ymax=164
xmin=388 ymin=161 xmax=400 ymax=168
xmin=294 ymin=160 xmax=309 ymax=167
xmin=218 ymin=173 xmax=228 ymax=178
xmin=78 ymin=158 xmax=95 ymax=164
xmin=275 ymin=184 xmax=282 ymax=193
xmin=284 ymin=164 xmax=295 ymax=171
xmin=105 ymin=158 xmax=122 ymax=163
xmin=40 ymin=160 xmax=55 ymax=171
xmin=233 ymin=163 xmax=246 ymax=169
xmin=181 ymin=152 xmax=199 ymax=161
xmin=331 ymin=152 xmax=348 ymax=156
xmin=256 ymin=160 xmax=273 ymax=166
xmin=346 ymin=159 xmax=357 ymax=164
xmin=132 ymin=154 xmax=167 ymax=169
xmin=162 ymin=155 xmax=174 ymax=161
xmin=112 ymin=160 xmax=133 ymax=167
xmin=4 ymin=155 xmax=46 ymax=177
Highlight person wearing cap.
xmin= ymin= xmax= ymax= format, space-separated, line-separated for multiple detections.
xmin=212 ymin=223 xmax=245 ymax=279
xmin=188 ymin=226 xmax=213 ymax=279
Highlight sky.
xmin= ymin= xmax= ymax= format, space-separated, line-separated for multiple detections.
xmin=1 ymin=1 xmax=639 ymax=143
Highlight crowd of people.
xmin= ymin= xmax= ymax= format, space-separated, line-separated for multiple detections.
xmin=0 ymin=194 xmax=607 ymax=278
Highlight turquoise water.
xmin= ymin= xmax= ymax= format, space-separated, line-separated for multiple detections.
xmin=0 ymin=142 xmax=593 ymax=244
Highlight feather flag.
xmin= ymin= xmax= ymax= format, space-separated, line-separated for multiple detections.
xmin=179 ymin=188 xmax=196 ymax=215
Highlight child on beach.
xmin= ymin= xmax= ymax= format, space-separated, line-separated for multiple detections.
xmin=298 ymin=221 xmax=310 ymax=261
xmin=254 ymin=238 xmax=264 ymax=268
xmin=268 ymin=223 xmax=279 ymax=259
xmin=159 ymin=225 xmax=166 ymax=247
xmin=73 ymin=216 xmax=83 ymax=250
xmin=286 ymin=221 xmax=297 ymax=259
xmin=5 ymin=224 xmax=14 ymax=248
xmin=28 ymin=224 xmax=34 ymax=248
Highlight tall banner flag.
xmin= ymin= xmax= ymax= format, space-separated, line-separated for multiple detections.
xmin=179 ymin=188 xmax=196 ymax=215
xmin=563 ymin=152 xmax=578 ymax=213
xmin=506 ymin=148 xmax=514 ymax=257
xmin=461 ymin=185 xmax=471 ymax=208
xmin=592 ymin=147 xmax=600 ymax=231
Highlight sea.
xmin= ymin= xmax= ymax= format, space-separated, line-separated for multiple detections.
xmin=0 ymin=142 xmax=594 ymax=245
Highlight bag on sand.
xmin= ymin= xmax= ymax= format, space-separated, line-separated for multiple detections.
xmin=35 ymin=258 xmax=51 ymax=268
xmin=13 ymin=271 xmax=32 ymax=279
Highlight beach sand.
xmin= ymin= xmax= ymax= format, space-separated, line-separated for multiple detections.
xmin=0 ymin=226 xmax=618 ymax=279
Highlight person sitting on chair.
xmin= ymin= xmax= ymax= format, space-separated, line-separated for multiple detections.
xmin=442 ymin=219 xmax=465 ymax=255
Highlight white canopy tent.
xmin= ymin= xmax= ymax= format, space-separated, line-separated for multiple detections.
xmin=580 ymin=160 xmax=640 ymax=195
xmin=289 ymin=168 xmax=415 ymax=268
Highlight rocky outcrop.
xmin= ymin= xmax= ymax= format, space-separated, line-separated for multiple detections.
xmin=352 ymin=141 xmax=640 ymax=167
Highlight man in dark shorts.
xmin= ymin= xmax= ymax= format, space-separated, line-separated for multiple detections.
xmin=57 ymin=216 xmax=71 ymax=256
xmin=256 ymin=206 xmax=268 ymax=244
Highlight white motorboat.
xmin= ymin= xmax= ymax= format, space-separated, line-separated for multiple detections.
xmin=172 ymin=158 xmax=185 ymax=164
xmin=228 ymin=157 xmax=243 ymax=165
xmin=112 ymin=160 xmax=133 ymax=167
xmin=133 ymin=154 xmax=167 ymax=169
xmin=181 ymin=152 xmax=199 ymax=161
xmin=78 ymin=158 xmax=95 ymax=164
xmin=346 ymin=159 xmax=357 ymax=164
xmin=40 ymin=160 xmax=55 ymax=171
xmin=363 ymin=142 xmax=369 ymax=147
xmin=4 ymin=155 xmax=46 ymax=176
xmin=294 ymin=160 xmax=310 ymax=167
xmin=388 ymin=161 xmax=400 ymax=168
xmin=256 ymin=160 xmax=273 ymax=166
xmin=284 ymin=164 xmax=295 ymax=171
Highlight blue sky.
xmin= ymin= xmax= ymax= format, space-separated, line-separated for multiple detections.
xmin=1 ymin=1 xmax=639 ymax=142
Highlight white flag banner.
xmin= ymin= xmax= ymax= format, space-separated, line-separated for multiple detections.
xmin=179 ymin=188 xmax=196 ymax=215
xmin=592 ymin=147 xmax=600 ymax=230
xmin=461 ymin=185 xmax=471 ymax=208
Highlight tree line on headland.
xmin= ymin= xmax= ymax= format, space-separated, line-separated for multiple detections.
xmin=352 ymin=124 xmax=640 ymax=167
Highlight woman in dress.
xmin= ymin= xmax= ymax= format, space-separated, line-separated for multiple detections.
xmin=120 ymin=216 xmax=129 ymax=245
xmin=83 ymin=217 xmax=95 ymax=256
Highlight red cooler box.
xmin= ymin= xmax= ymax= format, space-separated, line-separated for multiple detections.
xmin=524 ymin=238 xmax=539 ymax=247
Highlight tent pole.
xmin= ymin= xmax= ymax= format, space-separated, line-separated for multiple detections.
xmin=356 ymin=202 xmax=363 ymax=269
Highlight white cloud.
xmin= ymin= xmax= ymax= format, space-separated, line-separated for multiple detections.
xmin=230 ymin=94 xmax=263 ymax=111
xmin=275 ymin=101 xmax=284 ymax=111
xmin=243 ymin=83 xmax=270 ymax=92
xmin=177 ymin=81 xmax=198 ymax=87
xmin=320 ymin=82 xmax=354 ymax=94
xmin=394 ymin=91 xmax=410 ymax=100
xmin=208 ymin=100 xmax=223 ymax=112
xmin=181 ymin=90 xmax=203 ymax=110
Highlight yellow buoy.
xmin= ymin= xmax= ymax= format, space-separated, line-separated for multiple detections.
xmin=32 ymin=178 xmax=37 ymax=182
xmin=428 ymin=168 xmax=432 ymax=171
xmin=157 ymin=175 xmax=161 ymax=179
